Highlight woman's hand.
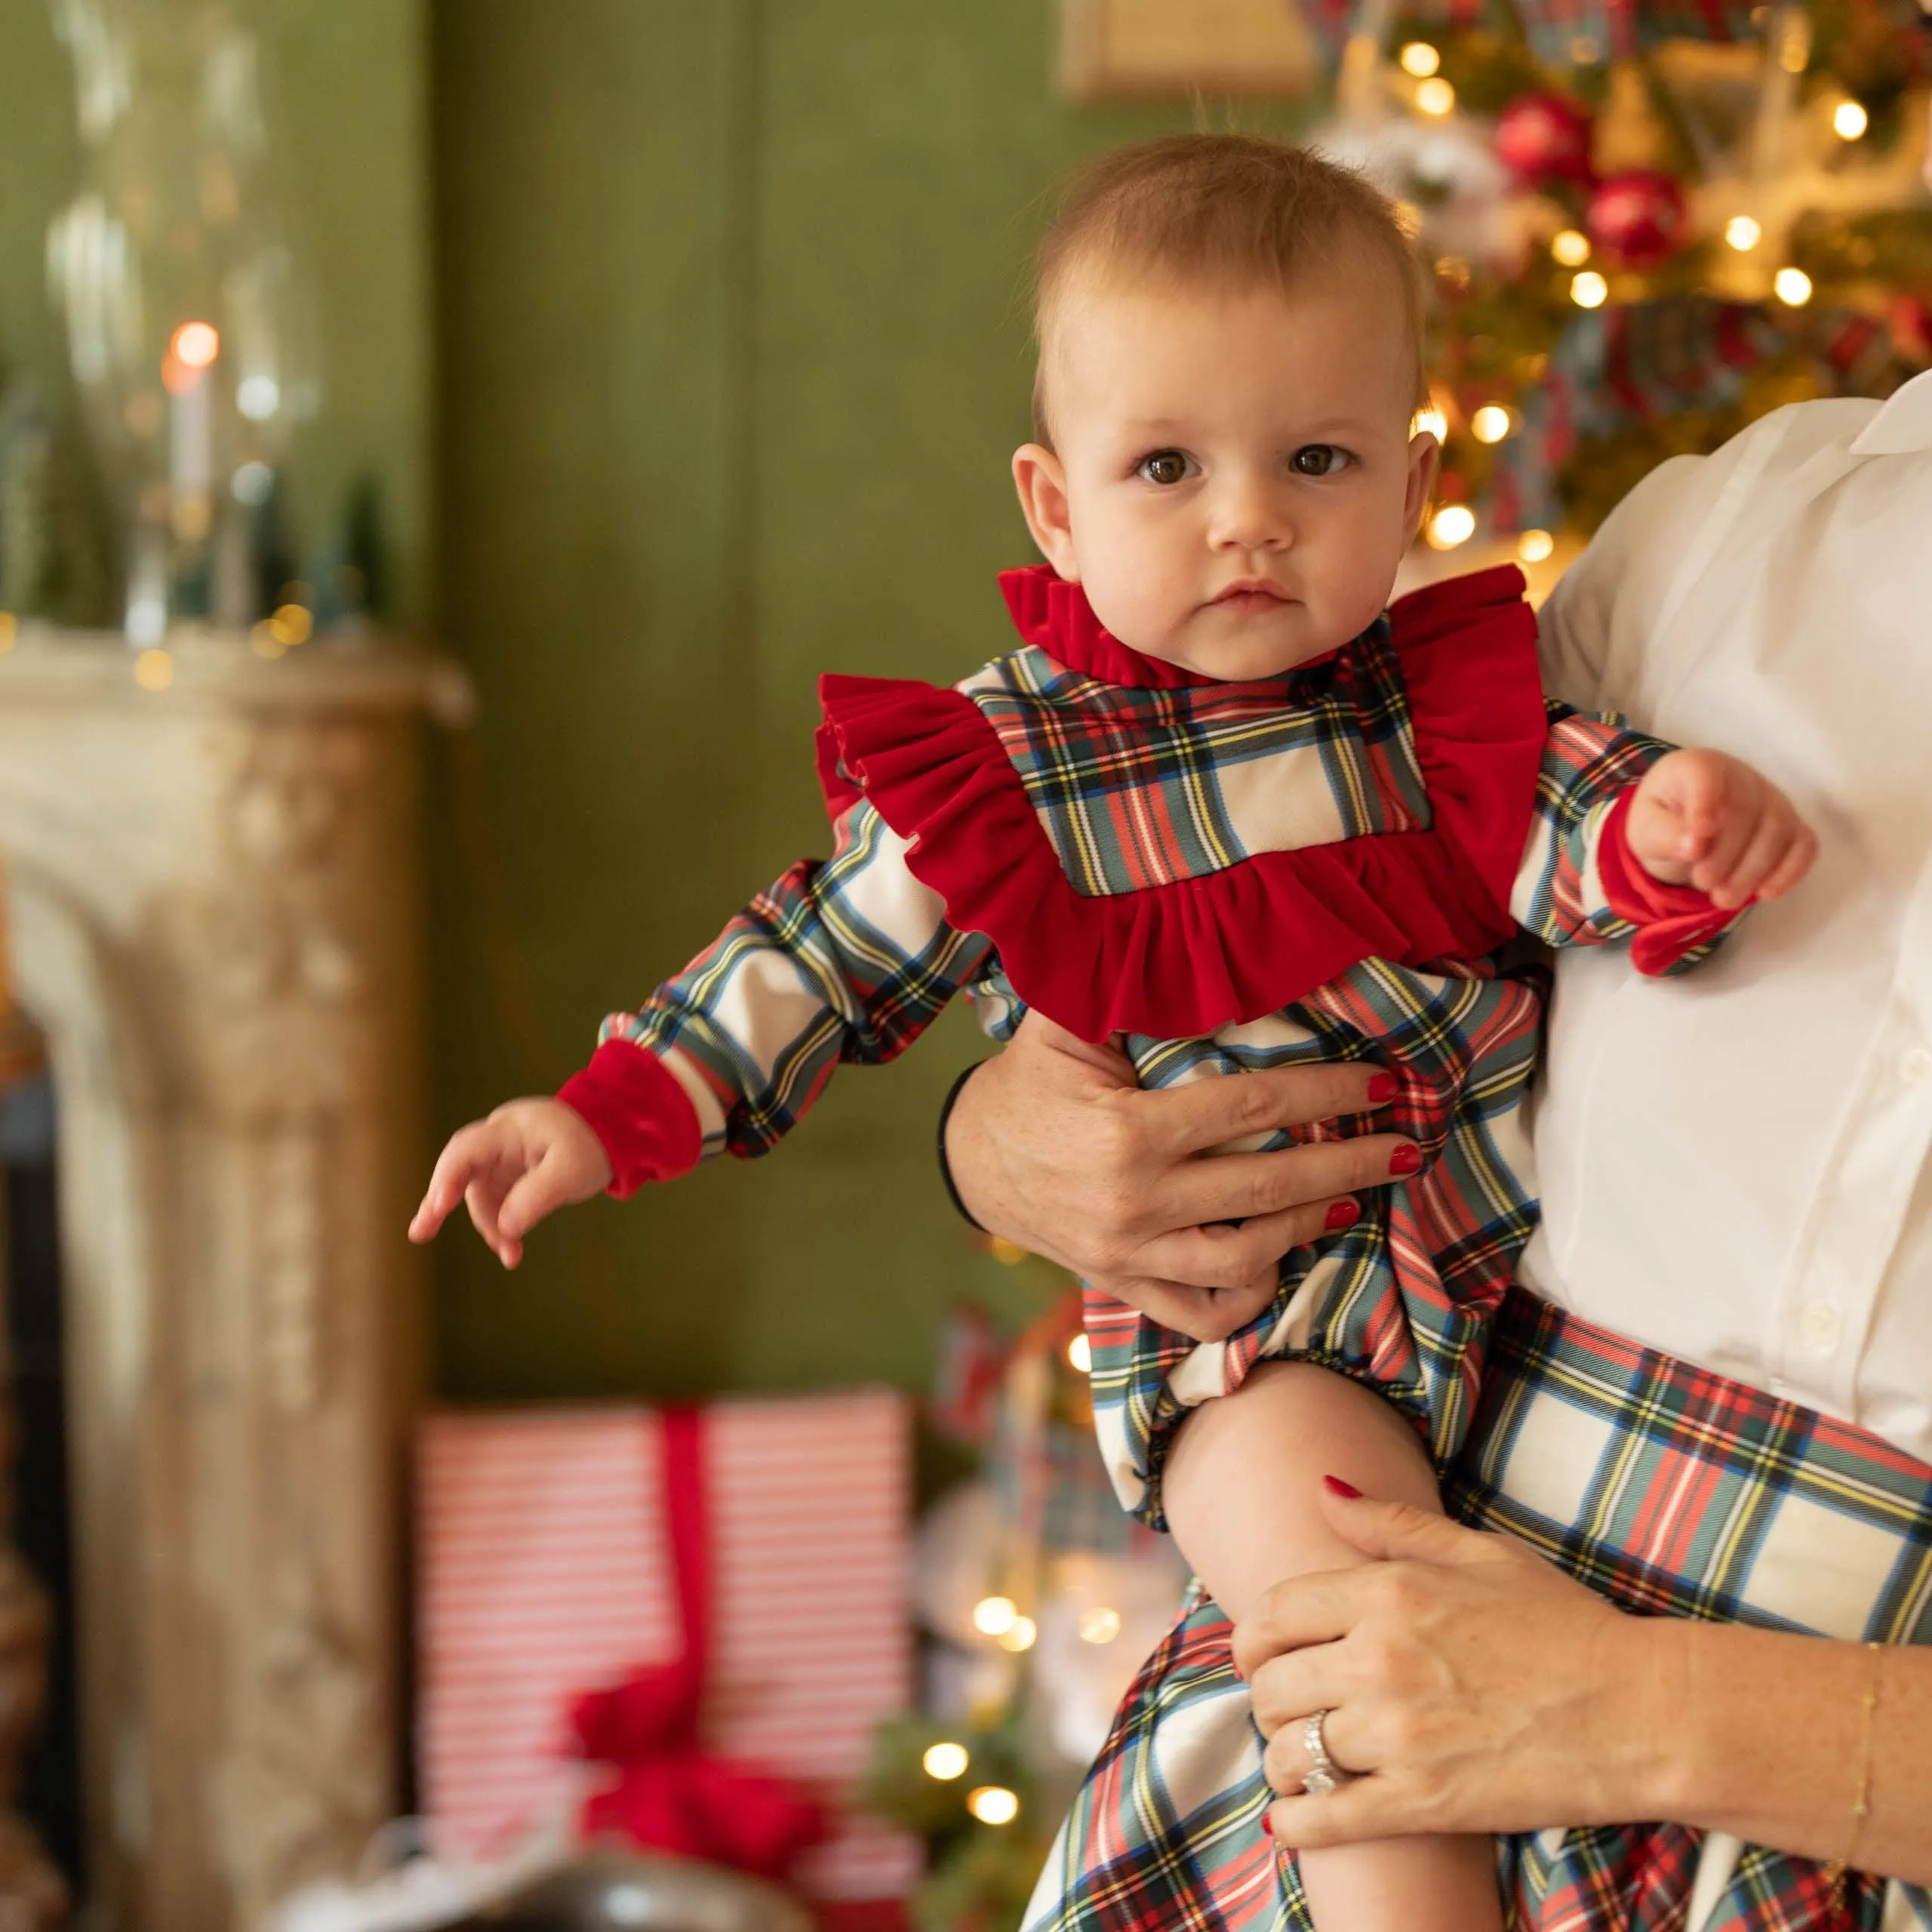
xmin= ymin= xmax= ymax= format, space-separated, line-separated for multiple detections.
xmin=943 ymin=1014 xmax=1416 ymax=1340
xmin=1234 ymin=1484 xmax=1669 ymax=1846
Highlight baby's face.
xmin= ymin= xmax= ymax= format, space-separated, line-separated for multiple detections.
xmin=1017 ymin=271 xmax=1437 ymax=681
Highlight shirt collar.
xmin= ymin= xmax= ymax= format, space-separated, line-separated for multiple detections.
xmin=1848 ymin=366 xmax=1932 ymax=456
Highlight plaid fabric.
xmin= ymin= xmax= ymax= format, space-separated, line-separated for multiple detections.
xmin=956 ymin=625 xmax=1429 ymax=897
xmin=1023 ymin=1289 xmax=1932 ymax=1932
xmin=1087 ymin=704 xmax=1691 ymax=1531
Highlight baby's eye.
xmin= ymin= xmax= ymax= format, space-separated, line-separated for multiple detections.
xmin=1136 ymin=449 xmax=1196 ymax=487
xmin=1290 ymin=445 xmax=1352 ymax=476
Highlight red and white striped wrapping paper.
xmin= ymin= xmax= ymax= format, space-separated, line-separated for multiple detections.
xmin=417 ymin=1387 xmax=919 ymax=1904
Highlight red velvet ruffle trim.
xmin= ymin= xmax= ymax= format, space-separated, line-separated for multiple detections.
xmin=1596 ymin=788 xmax=1739 ymax=975
xmin=558 ymin=1038 xmax=703 ymax=1198
xmin=814 ymin=566 xmax=1548 ymax=1041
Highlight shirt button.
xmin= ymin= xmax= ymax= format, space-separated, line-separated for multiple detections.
xmin=1798 ymin=1301 xmax=1842 ymax=1352
xmin=1901 ymin=1046 xmax=1932 ymax=1084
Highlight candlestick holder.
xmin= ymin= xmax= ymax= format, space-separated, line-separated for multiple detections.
xmin=45 ymin=0 xmax=320 ymax=644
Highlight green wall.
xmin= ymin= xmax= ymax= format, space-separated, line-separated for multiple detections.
xmin=426 ymin=2 xmax=1251 ymax=1400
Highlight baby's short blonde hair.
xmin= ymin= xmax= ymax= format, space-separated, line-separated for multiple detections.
xmin=1031 ymin=134 xmax=1429 ymax=444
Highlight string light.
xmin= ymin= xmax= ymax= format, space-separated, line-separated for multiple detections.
xmin=1426 ymin=504 xmax=1476 ymax=549
xmin=972 ymin=1595 xmax=1017 ymax=1637
xmin=922 ymin=1741 xmax=969 ymax=1780
xmin=0 ymin=614 xmax=14 ymax=651
xmin=271 ymin=602 xmax=313 ymax=647
xmin=170 ymin=321 xmax=220 ymax=369
xmin=1516 ymin=529 xmax=1555 ymax=564
xmin=1078 ymin=1606 xmax=1122 ymax=1644
xmin=1571 ymin=270 xmax=1609 ymax=309
xmin=1775 ymin=266 xmax=1814 ymax=306
xmin=133 ymin=648 xmax=174 ymax=691
xmin=1414 ymin=404 xmax=1448 ymax=444
xmin=1471 ymin=405 xmax=1512 ymax=444
xmin=1832 ymin=99 xmax=1869 ymax=140
xmin=250 ymin=621 xmax=286 ymax=660
xmin=996 ymin=1615 xmax=1038 ymax=1653
xmin=1416 ymin=76 xmax=1456 ymax=115
xmin=1066 ymin=1333 xmax=1091 ymax=1374
xmin=1550 ymin=228 xmax=1592 ymax=267
xmin=1725 ymin=214 xmax=1763 ymax=251
xmin=968 ymin=1786 xmax=1020 ymax=1826
xmin=1398 ymin=40 xmax=1441 ymax=75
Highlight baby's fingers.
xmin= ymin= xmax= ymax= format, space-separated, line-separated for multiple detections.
xmin=498 ymin=1146 xmax=580 ymax=1247
xmin=1754 ymin=821 xmax=1819 ymax=903
xmin=1705 ymin=795 xmax=1796 ymax=908
xmin=410 ymin=1122 xmax=501 ymax=1242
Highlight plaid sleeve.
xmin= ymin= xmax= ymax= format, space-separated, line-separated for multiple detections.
xmin=600 ymin=799 xmax=993 ymax=1161
xmin=1506 ymin=701 xmax=1735 ymax=974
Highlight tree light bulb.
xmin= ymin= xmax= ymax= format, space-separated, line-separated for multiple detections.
xmin=1833 ymin=99 xmax=1869 ymax=140
xmin=922 ymin=1741 xmax=969 ymax=1780
xmin=1414 ymin=406 xmax=1448 ymax=444
xmin=967 ymin=1785 xmax=1020 ymax=1826
xmin=1516 ymin=529 xmax=1555 ymax=564
xmin=1775 ymin=266 xmax=1814 ymax=306
xmin=1416 ymin=77 xmax=1456 ymax=115
xmin=1550 ymin=228 xmax=1592 ymax=267
xmin=1398 ymin=40 xmax=1441 ymax=75
xmin=972 ymin=1595 xmax=1017 ymax=1637
xmin=1079 ymin=1606 xmax=1123 ymax=1644
xmin=1066 ymin=1333 xmax=1092 ymax=1374
xmin=1426 ymin=505 xmax=1477 ymax=549
xmin=1570 ymin=270 xmax=1609 ymax=309
xmin=1470 ymin=405 xmax=1512 ymax=444
xmin=1725 ymin=215 xmax=1763 ymax=252
xmin=996 ymin=1615 xmax=1038 ymax=1653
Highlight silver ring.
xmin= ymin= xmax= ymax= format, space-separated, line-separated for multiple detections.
xmin=1300 ymin=1708 xmax=1349 ymax=1795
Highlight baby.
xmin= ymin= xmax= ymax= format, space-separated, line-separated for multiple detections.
xmin=412 ymin=137 xmax=1814 ymax=1930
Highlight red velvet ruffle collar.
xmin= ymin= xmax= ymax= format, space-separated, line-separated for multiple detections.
xmin=814 ymin=565 xmax=1545 ymax=1042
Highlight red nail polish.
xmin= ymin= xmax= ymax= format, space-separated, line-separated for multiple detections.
xmin=1324 ymin=1198 xmax=1361 ymax=1232
xmin=1323 ymin=1474 xmax=1363 ymax=1498
xmin=1389 ymin=1144 xmax=1422 ymax=1177
xmin=1367 ymin=1072 xmax=1399 ymax=1103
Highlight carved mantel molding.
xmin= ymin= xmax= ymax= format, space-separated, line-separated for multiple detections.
xmin=0 ymin=628 xmax=463 ymax=1932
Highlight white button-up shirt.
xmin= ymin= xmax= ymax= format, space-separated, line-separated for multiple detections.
xmin=1520 ymin=368 xmax=1932 ymax=1464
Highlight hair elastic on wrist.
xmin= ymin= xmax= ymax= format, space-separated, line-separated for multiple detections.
xmin=1824 ymin=1639 xmax=1885 ymax=1903
xmin=937 ymin=1060 xmax=989 ymax=1232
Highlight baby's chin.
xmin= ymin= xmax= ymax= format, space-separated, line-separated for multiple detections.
xmin=1142 ymin=605 xmax=1355 ymax=683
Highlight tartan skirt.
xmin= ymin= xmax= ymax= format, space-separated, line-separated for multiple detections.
xmin=1021 ymin=1289 xmax=1932 ymax=1932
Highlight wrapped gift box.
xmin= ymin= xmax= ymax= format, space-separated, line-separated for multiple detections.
xmin=417 ymin=1387 xmax=919 ymax=1910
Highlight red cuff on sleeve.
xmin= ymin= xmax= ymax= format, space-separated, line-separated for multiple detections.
xmin=557 ymin=1038 xmax=703 ymax=1198
xmin=1596 ymin=787 xmax=1741 ymax=976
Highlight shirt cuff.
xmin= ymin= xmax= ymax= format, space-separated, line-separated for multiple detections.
xmin=557 ymin=1038 xmax=703 ymax=1198
xmin=1597 ymin=787 xmax=1740 ymax=976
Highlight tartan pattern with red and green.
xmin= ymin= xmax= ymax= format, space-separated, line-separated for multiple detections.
xmin=961 ymin=622 xmax=1430 ymax=897
xmin=1083 ymin=706 xmax=1698 ymax=1531
xmin=1023 ymin=1290 xmax=1932 ymax=1932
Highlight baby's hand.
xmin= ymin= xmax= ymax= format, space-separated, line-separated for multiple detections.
xmin=408 ymin=1098 xmax=613 ymax=1269
xmin=1624 ymin=749 xmax=1817 ymax=911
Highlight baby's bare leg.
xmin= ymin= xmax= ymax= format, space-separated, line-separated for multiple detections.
xmin=1163 ymin=1361 xmax=1503 ymax=1932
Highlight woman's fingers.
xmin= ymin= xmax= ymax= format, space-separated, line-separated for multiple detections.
xmin=1089 ymin=1269 xmax=1282 ymax=1343
xmin=1232 ymin=1571 xmax=1357 ymax=1684
xmin=1152 ymin=1134 xmax=1412 ymax=1235
xmin=1142 ymin=1060 xmax=1395 ymax=1164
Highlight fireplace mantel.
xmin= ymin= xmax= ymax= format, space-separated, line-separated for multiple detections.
xmin=0 ymin=626 xmax=464 ymax=1932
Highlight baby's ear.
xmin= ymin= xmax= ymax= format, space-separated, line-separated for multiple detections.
xmin=1011 ymin=444 xmax=1080 ymax=579
xmin=1402 ymin=428 xmax=1441 ymax=540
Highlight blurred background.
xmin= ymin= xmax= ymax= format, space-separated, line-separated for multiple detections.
xmin=0 ymin=2 xmax=1925 ymax=1929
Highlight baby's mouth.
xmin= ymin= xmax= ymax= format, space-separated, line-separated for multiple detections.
xmin=1210 ymin=580 xmax=1294 ymax=611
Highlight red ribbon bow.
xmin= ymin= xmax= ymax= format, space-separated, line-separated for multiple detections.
xmin=568 ymin=1407 xmax=828 ymax=1883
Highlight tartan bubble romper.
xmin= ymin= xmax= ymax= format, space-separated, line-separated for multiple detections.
xmin=558 ymin=562 xmax=1745 ymax=1926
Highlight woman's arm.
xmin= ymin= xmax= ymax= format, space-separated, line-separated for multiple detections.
xmin=1233 ymin=1487 xmax=1932 ymax=1886
xmin=942 ymin=1013 xmax=1418 ymax=1340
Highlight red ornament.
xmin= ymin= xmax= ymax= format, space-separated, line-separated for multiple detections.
xmin=1494 ymin=92 xmax=1595 ymax=187
xmin=1585 ymin=169 xmax=1690 ymax=270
